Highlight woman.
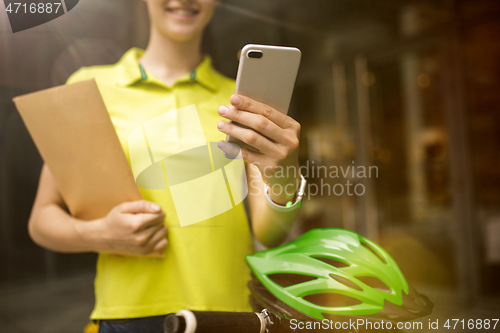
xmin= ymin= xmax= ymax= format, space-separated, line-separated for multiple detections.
xmin=28 ymin=0 xmax=303 ymax=332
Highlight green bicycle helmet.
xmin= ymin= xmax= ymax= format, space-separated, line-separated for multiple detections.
xmin=246 ymin=229 xmax=433 ymax=322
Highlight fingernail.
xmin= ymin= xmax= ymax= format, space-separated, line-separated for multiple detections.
xmin=151 ymin=203 xmax=161 ymax=211
xmin=217 ymin=121 xmax=225 ymax=130
xmin=217 ymin=140 xmax=226 ymax=150
xmin=218 ymin=105 xmax=228 ymax=116
xmin=230 ymin=95 xmax=242 ymax=106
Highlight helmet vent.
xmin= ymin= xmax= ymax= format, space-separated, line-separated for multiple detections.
xmin=311 ymin=256 xmax=350 ymax=268
xmin=356 ymin=276 xmax=391 ymax=293
xmin=330 ymin=274 xmax=363 ymax=291
xmin=303 ymin=293 xmax=363 ymax=307
xmin=361 ymin=241 xmax=387 ymax=264
xmin=267 ymin=273 xmax=317 ymax=288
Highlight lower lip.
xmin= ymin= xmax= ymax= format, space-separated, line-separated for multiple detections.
xmin=166 ymin=9 xmax=199 ymax=20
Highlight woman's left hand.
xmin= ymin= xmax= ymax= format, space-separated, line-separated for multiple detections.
xmin=216 ymin=94 xmax=301 ymax=203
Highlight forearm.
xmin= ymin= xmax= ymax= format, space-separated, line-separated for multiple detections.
xmin=251 ymin=196 xmax=300 ymax=247
xmin=28 ymin=203 xmax=100 ymax=253
xmin=246 ymin=163 xmax=301 ymax=247
xmin=29 ymin=165 xmax=167 ymax=257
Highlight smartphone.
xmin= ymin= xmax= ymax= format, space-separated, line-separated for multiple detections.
xmin=225 ymin=44 xmax=301 ymax=157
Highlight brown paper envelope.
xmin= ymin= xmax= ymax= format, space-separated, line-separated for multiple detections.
xmin=13 ymin=79 xmax=142 ymax=220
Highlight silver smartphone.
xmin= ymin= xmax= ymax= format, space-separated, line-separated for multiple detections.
xmin=225 ymin=44 xmax=301 ymax=156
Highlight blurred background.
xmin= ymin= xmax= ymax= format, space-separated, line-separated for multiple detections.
xmin=1 ymin=0 xmax=500 ymax=332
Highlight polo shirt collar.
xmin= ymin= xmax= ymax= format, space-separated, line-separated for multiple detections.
xmin=115 ymin=48 xmax=144 ymax=87
xmin=115 ymin=48 xmax=219 ymax=92
xmin=190 ymin=56 xmax=219 ymax=92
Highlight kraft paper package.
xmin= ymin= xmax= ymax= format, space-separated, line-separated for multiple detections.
xmin=13 ymin=79 xmax=142 ymax=220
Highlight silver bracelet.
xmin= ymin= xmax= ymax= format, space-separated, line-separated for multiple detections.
xmin=264 ymin=174 xmax=307 ymax=212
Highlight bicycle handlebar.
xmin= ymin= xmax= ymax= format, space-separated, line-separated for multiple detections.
xmin=164 ymin=310 xmax=268 ymax=333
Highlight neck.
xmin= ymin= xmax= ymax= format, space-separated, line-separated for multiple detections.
xmin=140 ymin=29 xmax=203 ymax=86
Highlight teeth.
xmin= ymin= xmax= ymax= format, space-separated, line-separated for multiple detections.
xmin=167 ymin=8 xmax=197 ymax=16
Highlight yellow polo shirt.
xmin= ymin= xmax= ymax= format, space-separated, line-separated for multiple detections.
xmin=67 ymin=48 xmax=254 ymax=319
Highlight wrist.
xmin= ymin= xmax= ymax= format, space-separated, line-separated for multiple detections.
xmin=268 ymin=178 xmax=299 ymax=205
xmin=266 ymin=164 xmax=301 ymax=205
xmin=73 ymin=218 xmax=105 ymax=253
xmin=266 ymin=173 xmax=306 ymax=210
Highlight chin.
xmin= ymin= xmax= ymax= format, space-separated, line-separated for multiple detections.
xmin=162 ymin=27 xmax=202 ymax=43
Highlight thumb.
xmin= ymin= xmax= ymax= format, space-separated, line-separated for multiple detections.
xmin=120 ymin=200 xmax=161 ymax=214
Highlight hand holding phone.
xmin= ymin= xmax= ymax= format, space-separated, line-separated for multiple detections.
xmin=223 ymin=44 xmax=301 ymax=155
xmin=216 ymin=44 xmax=303 ymax=206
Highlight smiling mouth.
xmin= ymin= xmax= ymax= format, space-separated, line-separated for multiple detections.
xmin=166 ymin=7 xmax=200 ymax=17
